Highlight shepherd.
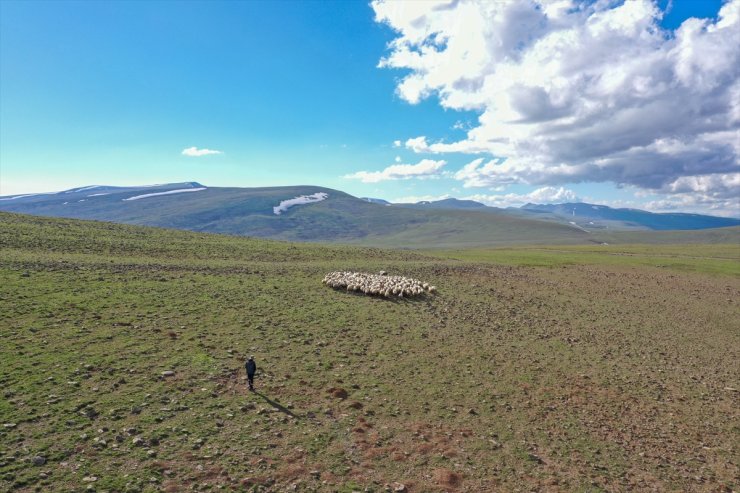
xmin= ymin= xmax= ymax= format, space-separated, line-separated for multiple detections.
xmin=245 ymin=355 xmax=257 ymax=392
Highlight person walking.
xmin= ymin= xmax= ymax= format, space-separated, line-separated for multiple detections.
xmin=245 ymin=356 xmax=257 ymax=392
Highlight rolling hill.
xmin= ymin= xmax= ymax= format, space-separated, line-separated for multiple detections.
xmin=519 ymin=202 xmax=740 ymax=230
xmin=2 ymin=184 xmax=738 ymax=248
xmin=0 ymin=183 xmax=592 ymax=247
xmin=394 ymin=197 xmax=739 ymax=231
xmin=397 ymin=198 xmax=491 ymax=210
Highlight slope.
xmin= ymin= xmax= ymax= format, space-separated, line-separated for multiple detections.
xmin=0 ymin=184 xmax=591 ymax=247
xmin=1 ymin=212 xmax=738 ymax=492
xmin=520 ymin=202 xmax=740 ymax=230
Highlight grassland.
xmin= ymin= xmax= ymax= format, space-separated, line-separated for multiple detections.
xmin=1 ymin=212 xmax=738 ymax=492
xmin=428 ymin=243 xmax=740 ymax=276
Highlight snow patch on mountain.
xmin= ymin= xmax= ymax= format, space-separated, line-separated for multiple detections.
xmin=0 ymin=192 xmax=56 ymax=201
xmin=66 ymin=185 xmax=103 ymax=194
xmin=123 ymin=188 xmax=207 ymax=201
xmin=273 ymin=192 xmax=328 ymax=215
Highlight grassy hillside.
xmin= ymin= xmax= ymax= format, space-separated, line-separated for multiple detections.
xmin=594 ymin=226 xmax=740 ymax=245
xmin=349 ymin=208 xmax=592 ymax=248
xmin=520 ymin=203 xmax=740 ymax=230
xmin=1 ymin=212 xmax=738 ymax=492
xmin=427 ymin=242 xmax=740 ymax=276
xmin=0 ymin=184 xmax=598 ymax=247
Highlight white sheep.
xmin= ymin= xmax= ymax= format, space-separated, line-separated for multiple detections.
xmin=322 ymin=271 xmax=437 ymax=298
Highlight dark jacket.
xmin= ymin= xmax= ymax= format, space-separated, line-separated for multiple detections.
xmin=246 ymin=359 xmax=257 ymax=377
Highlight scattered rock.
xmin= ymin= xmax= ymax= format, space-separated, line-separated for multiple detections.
xmin=82 ymin=476 xmax=97 ymax=482
xmin=81 ymin=407 xmax=99 ymax=419
xmin=32 ymin=456 xmax=46 ymax=466
xmin=433 ymin=468 xmax=462 ymax=489
xmin=391 ymin=482 xmax=407 ymax=492
xmin=132 ymin=436 xmax=145 ymax=447
xmin=327 ymin=387 xmax=348 ymax=399
xmin=528 ymin=453 xmax=545 ymax=465
xmin=3 ymin=423 xmax=17 ymax=429
xmin=161 ymin=371 xmax=175 ymax=377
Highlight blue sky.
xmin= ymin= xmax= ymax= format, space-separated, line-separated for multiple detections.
xmin=1 ymin=0 xmax=737 ymax=215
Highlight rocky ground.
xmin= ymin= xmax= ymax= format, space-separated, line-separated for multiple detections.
xmin=1 ymin=213 xmax=738 ymax=492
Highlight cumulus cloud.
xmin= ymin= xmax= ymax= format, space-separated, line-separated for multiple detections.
xmin=373 ymin=0 xmax=740 ymax=209
xmin=182 ymin=146 xmax=223 ymax=157
xmin=462 ymin=186 xmax=580 ymax=208
xmin=393 ymin=186 xmax=578 ymax=207
xmin=394 ymin=193 xmax=452 ymax=204
xmin=642 ymin=171 xmax=740 ymax=216
xmin=344 ymin=158 xmax=446 ymax=183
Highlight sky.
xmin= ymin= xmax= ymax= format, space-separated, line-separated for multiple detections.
xmin=0 ymin=0 xmax=738 ymax=216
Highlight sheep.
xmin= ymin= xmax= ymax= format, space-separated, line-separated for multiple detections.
xmin=322 ymin=271 xmax=437 ymax=298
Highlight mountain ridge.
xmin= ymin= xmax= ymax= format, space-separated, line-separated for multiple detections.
xmin=1 ymin=183 xmax=738 ymax=247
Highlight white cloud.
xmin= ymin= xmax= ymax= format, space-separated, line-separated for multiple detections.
xmin=392 ymin=140 xmax=402 ymax=147
xmin=462 ymin=186 xmax=580 ymax=208
xmin=373 ymin=0 xmax=740 ymax=209
xmin=393 ymin=193 xmax=451 ymax=204
xmin=395 ymin=156 xmax=402 ymax=163
xmin=344 ymin=158 xmax=446 ymax=183
xmin=182 ymin=146 xmax=223 ymax=157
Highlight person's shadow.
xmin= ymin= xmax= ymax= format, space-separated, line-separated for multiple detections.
xmin=254 ymin=391 xmax=302 ymax=420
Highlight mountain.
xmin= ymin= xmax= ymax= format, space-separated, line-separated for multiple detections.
xmin=3 ymin=184 xmax=736 ymax=247
xmin=399 ymin=198 xmax=491 ymax=210
xmin=360 ymin=197 xmax=391 ymax=205
xmin=520 ymin=202 xmax=740 ymax=231
xmin=0 ymin=183 xmax=590 ymax=248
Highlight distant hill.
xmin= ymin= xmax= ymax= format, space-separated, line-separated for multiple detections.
xmin=0 ymin=183 xmax=590 ymax=247
xmin=3 ymin=184 xmax=737 ymax=247
xmin=520 ymin=202 xmax=740 ymax=231
xmin=361 ymin=197 xmax=391 ymax=205
xmin=398 ymin=198 xmax=491 ymax=210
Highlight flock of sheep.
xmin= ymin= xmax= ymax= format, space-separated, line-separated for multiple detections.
xmin=322 ymin=271 xmax=436 ymax=298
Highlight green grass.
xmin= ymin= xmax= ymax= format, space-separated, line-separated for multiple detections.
xmin=427 ymin=243 xmax=740 ymax=276
xmin=1 ymin=212 xmax=738 ymax=492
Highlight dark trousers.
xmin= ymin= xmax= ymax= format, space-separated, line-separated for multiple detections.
xmin=247 ymin=374 xmax=255 ymax=390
